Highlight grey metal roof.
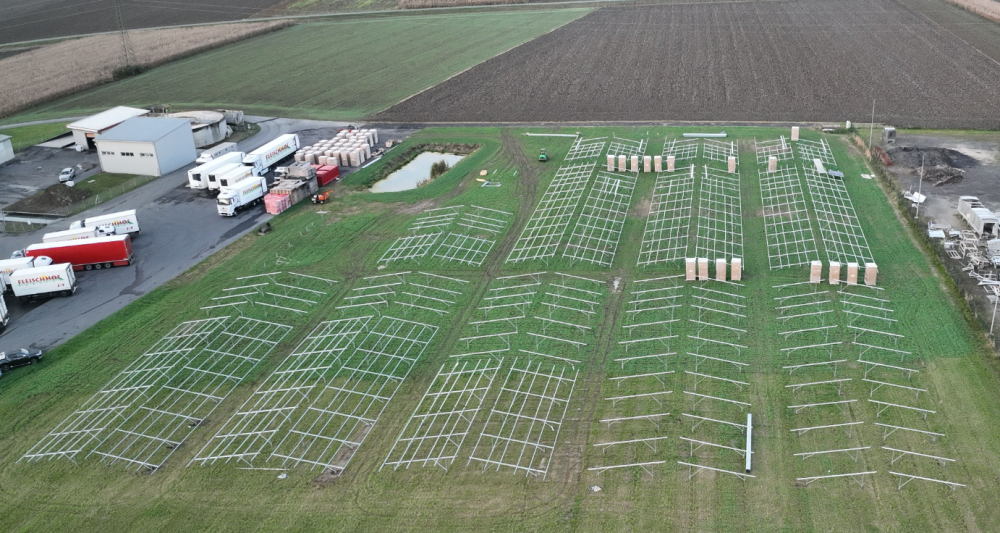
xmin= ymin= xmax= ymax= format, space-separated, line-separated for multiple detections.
xmin=96 ymin=117 xmax=190 ymax=143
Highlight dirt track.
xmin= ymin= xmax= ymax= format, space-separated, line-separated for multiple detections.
xmin=374 ymin=0 xmax=1000 ymax=129
xmin=0 ymin=0 xmax=284 ymax=44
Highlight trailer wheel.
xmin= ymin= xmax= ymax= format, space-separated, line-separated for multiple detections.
xmin=18 ymin=297 xmax=28 ymax=304
xmin=104 ymin=262 xmax=113 ymax=269
xmin=94 ymin=263 xmax=102 ymax=270
xmin=85 ymin=264 xmax=93 ymax=271
xmin=63 ymin=290 xmax=73 ymax=297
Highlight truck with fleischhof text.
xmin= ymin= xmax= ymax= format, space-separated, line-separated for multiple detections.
xmin=69 ymin=209 xmax=140 ymax=236
xmin=243 ymin=134 xmax=299 ymax=175
xmin=217 ymin=176 xmax=267 ymax=216
xmin=10 ymin=263 xmax=76 ymax=303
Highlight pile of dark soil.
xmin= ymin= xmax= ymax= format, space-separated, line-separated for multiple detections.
xmin=887 ymin=146 xmax=979 ymax=169
xmin=5 ymin=184 xmax=91 ymax=214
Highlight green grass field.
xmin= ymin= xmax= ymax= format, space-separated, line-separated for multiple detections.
xmin=2 ymin=126 xmax=999 ymax=531
xmin=0 ymin=10 xmax=588 ymax=125
xmin=0 ymin=122 xmax=69 ymax=151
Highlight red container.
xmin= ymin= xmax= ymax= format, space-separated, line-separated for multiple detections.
xmin=24 ymin=235 xmax=134 ymax=271
xmin=315 ymin=165 xmax=340 ymax=187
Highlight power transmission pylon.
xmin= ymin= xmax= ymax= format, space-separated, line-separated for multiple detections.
xmin=112 ymin=0 xmax=134 ymax=67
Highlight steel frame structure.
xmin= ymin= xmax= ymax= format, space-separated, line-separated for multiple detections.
xmin=566 ymin=137 xmax=607 ymax=161
xmin=564 ymin=172 xmax=636 ymax=267
xmin=798 ymin=471 xmax=876 ymax=488
xmin=754 ymin=136 xmax=793 ymax=164
xmin=379 ymin=232 xmax=443 ymax=264
xmin=890 ymin=471 xmax=965 ymax=490
xmin=191 ymin=317 xmax=372 ymax=466
xmin=679 ymin=461 xmax=755 ymax=481
xmin=91 ymin=317 xmax=293 ymax=471
xmin=695 ymin=166 xmax=743 ymax=259
xmin=270 ymin=316 xmax=438 ymax=472
xmin=702 ymin=139 xmax=738 ymax=164
xmin=468 ymin=360 xmax=577 ymax=479
xmin=456 ymin=205 xmax=512 ymax=235
xmin=796 ymin=139 xmax=837 ymax=167
xmin=22 ymin=318 xmax=229 ymax=463
xmin=382 ymin=359 xmax=502 ymax=471
xmin=409 ymin=206 xmax=462 ymax=232
xmin=607 ymin=136 xmax=646 ymax=158
xmin=804 ymin=167 xmax=874 ymax=265
xmin=637 ymin=165 xmax=696 ymax=266
xmin=758 ymin=166 xmax=819 ymax=269
xmin=662 ymin=138 xmax=699 ymax=161
xmin=507 ymin=164 xmax=593 ymax=263
xmin=433 ymin=232 xmax=495 ymax=266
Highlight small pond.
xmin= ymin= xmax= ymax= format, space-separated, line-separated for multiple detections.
xmin=370 ymin=152 xmax=465 ymax=193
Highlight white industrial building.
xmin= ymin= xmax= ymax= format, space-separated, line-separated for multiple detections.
xmin=95 ymin=117 xmax=196 ymax=177
xmin=67 ymin=106 xmax=149 ymax=150
xmin=170 ymin=110 xmax=231 ymax=148
xmin=0 ymin=134 xmax=13 ymax=165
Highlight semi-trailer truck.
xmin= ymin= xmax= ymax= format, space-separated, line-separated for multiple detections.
xmin=188 ymin=151 xmax=244 ymax=189
xmin=20 ymin=235 xmax=134 ymax=271
xmin=0 ymin=256 xmax=53 ymax=289
xmin=69 ymin=209 xmax=140 ymax=235
xmin=244 ymin=134 xmax=299 ymax=175
xmin=42 ymin=226 xmax=111 ymax=243
xmin=218 ymin=176 xmax=267 ymax=216
xmin=196 ymin=142 xmax=239 ymax=164
xmin=215 ymin=165 xmax=256 ymax=192
xmin=10 ymin=263 xmax=76 ymax=303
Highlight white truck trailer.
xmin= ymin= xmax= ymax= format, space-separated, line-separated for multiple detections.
xmin=69 ymin=209 xmax=140 ymax=235
xmin=205 ymin=162 xmax=243 ymax=192
xmin=958 ymin=196 xmax=999 ymax=238
xmin=0 ymin=257 xmax=52 ymax=290
xmin=10 ymin=263 xmax=76 ymax=303
xmin=196 ymin=142 xmax=239 ymax=164
xmin=188 ymin=151 xmax=244 ymax=189
xmin=244 ymin=134 xmax=299 ymax=175
xmin=217 ymin=176 xmax=267 ymax=216
xmin=215 ymin=165 xmax=256 ymax=192
xmin=43 ymin=227 xmax=106 ymax=243
xmin=0 ymin=293 xmax=8 ymax=331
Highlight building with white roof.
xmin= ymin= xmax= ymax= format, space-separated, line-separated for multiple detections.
xmin=67 ymin=106 xmax=149 ymax=150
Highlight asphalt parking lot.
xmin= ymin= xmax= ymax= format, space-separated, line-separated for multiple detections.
xmin=0 ymin=117 xmax=415 ymax=354
xmin=0 ymin=142 xmax=102 ymax=209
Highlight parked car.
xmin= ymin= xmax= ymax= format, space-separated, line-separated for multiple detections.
xmin=59 ymin=168 xmax=76 ymax=183
xmin=0 ymin=348 xmax=43 ymax=372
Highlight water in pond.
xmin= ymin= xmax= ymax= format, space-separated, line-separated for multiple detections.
xmin=370 ymin=152 xmax=465 ymax=193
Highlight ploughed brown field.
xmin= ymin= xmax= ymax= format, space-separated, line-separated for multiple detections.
xmin=373 ymin=0 xmax=1000 ymax=129
xmin=0 ymin=0 xmax=285 ymax=44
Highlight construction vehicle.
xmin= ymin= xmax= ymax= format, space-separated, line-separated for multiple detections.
xmin=539 ymin=149 xmax=548 ymax=162
xmin=312 ymin=192 xmax=329 ymax=204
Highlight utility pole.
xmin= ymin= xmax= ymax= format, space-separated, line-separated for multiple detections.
xmin=868 ymin=99 xmax=876 ymax=152
xmin=112 ymin=0 xmax=134 ymax=67
xmin=915 ymin=154 xmax=924 ymax=219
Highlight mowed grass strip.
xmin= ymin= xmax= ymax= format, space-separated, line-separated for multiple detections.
xmin=6 ymin=10 xmax=589 ymax=124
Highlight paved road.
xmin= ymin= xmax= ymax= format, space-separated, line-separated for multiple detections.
xmin=0 ymin=116 xmax=364 ymax=353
